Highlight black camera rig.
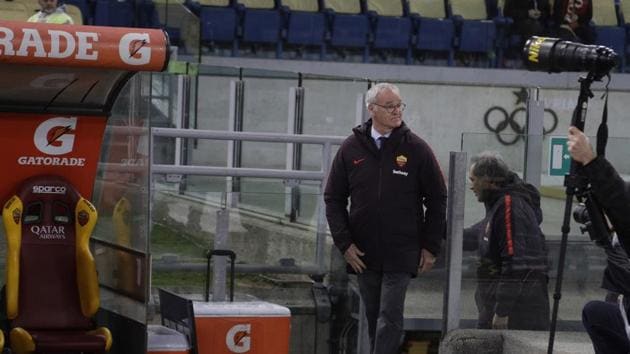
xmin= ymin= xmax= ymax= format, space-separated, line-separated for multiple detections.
xmin=522 ymin=36 xmax=618 ymax=354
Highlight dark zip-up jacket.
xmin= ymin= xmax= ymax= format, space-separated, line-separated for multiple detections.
xmin=476 ymin=173 xmax=548 ymax=317
xmin=580 ymin=156 xmax=630 ymax=259
xmin=324 ymin=120 xmax=447 ymax=275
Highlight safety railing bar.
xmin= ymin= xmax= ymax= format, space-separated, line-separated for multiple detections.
xmin=106 ymin=126 xmax=147 ymax=136
xmin=152 ymin=127 xmax=346 ymax=145
xmin=152 ymin=164 xmax=326 ymax=180
xmin=153 ymin=262 xmax=325 ymax=275
xmin=99 ymin=163 xmax=146 ymax=173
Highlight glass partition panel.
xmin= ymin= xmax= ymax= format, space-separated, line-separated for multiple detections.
xmin=239 ymin=70 xmax=299 ymax=171
xmin=155 ymin=1 xmax=201 ymax=62
xmin=151 ymin=185 xmax=329 ymax=299
xmin=93 ymin=75 xmax=151 ymax=323
xmin=460 ymin=131 xmax=619 ymax=330
xmin=301 ymin=75 xmax=368 ymax=171
xmin=194 ymin=67 xmax=240 ymax=167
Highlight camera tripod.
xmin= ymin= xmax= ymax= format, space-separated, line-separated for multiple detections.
xmin=548 ymin=71 xmax=609 ymax=354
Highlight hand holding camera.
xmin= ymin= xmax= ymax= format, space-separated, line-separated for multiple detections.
xmin=567 ymin=127 xmax=596 ymax=165
xmin=528 ymin=9 xmax=541 ymax=19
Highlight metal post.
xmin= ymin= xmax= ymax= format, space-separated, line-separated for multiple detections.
xmin=212 ymin=208 xmax=230 ymax=301
xmin=524 ymin=87 xmax=544 ymax=188
xmin=285 ymin=86 xmax=304 ymax=221
xmin=169 ymin=75 xmax=190 ymax=189
xmin=442 ymin=151 xmax=467 ymax=335
xmin=227 ymin=80 xmax=244 ymax=207
xmin=147 ymin=82 xmax=155 ymax=300
xmin=174 ymin=75 xmax=184 ymax=167
xmin=285 ymin=87 xmax=297 ymax=218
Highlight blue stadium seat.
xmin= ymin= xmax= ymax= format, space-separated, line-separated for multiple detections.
xmin=236 ymin=0 xmax=283 ymax=58
xmin=138 ymin=0 xmax=161 ymax=29
xmin=281 ymin=0 xmax=327 ymax=59
xmin=593 ymin=0 xmax=626 ymax=72
xmin=152 ymin=0 xmax=201 ymax=50
xmin=197 ymin=0 xmax=239 ymax=55
xmin=595 ymin=27 xmax=626 ymax=72
xmin=449 ymin=0 xmax=498 ymax=67
xmin=366 ymin=0 xmax=412 ymax=63
xmin=94 ymin=0 xmax=136 ymax=27
xmin=622 ymin=0 xmax=630 ymax=72
xmin=324 ymin=0 xmax=370 ymax=62
xmin=409 ymin=0 xmax=455 ymax=66
xmin=487 ymin=0 xmax=516 ymax=67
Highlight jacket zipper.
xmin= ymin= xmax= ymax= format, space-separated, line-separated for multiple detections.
xmin=377 ymin=149 xmax=383 ymax=202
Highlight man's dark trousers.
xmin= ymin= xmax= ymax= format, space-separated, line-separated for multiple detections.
xmin=358 ymin=270 xmax=411 ymax=354
xmin=582 ymin=300 xmax=630 ymax=354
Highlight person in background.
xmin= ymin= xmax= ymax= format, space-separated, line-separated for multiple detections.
xmin=325 ymin=83 xmax=447 ymax=354
xmin=27 ymin=0 xmax=74 ymax=25
xmin=504 ymin=0 xmax=551 ymax=42
xmin=552 ymin=0 xmax=595 ymax=43
xmin=467 ymin=151 xmax=550 ymax=330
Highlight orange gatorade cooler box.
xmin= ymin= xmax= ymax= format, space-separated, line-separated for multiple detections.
xmin=193 ymin=301 xmax=291 ymax=354
xmin=147 ymin=325 xmax=190 ymax=354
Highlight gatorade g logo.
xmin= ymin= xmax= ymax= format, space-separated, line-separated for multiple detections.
xmin=226 ymin=324 xmax=251 ymax=353
xmin=34 ymin=117 xmax=77 ymax=155
xmin=119 ymin=33 xmax=151 ymax=66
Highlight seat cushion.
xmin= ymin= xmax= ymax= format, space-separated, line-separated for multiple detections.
xmin=31 ymin=330 xmax=107 ymax=352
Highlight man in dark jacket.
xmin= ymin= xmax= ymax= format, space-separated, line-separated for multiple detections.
xmin=568 ymin=126 xmax=630 ymax=354
xmin=504 ymin=0 xmax=551 ymax=42
xmin=324 ymin=83 xmax=447 ymax=354
xmin=467 ymin=152 xmax=549 ymax=330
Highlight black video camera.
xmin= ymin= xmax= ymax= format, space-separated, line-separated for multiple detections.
xmin=572 ymin=190 xmax=612 ymax=247
xmin=522 ymin=36 xmax=617 ymax=76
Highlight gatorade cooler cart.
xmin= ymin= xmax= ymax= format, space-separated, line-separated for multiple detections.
xmin=147 ymin=325 xmax=190 ymax=354
xmin=193 ymin=301 xmax=291 ymax=354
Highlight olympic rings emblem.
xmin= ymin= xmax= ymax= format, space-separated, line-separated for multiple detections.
xmin=483 ymin=106 xmax=558 ymax=145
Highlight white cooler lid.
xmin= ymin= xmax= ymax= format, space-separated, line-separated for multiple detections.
xmin=193 ymin=301 xmax=291 ymax=317
xmin=147 ymin=324 xmax=190 ymax=350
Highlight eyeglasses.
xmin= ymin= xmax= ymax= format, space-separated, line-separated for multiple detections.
xmin=372 ymin=102 xmax=406 ymax=114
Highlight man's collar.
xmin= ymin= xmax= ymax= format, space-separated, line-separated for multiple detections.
xmin=370 ymin=126 xmax=391 ymax=140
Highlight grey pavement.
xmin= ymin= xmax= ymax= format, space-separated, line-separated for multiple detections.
xmin=440 ymin=329 xmax=594 ymax=354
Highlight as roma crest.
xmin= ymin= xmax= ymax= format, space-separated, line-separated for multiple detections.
xmin=395 ymin=155 xmax=407 ymax=168
xmin=12 ymin=208 xmax=21 ymax=225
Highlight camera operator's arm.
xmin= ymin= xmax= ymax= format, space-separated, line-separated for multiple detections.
xmin=568 ymin=127 xmax=630 ymax=255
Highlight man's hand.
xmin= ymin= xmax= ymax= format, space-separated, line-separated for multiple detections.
xmin=344 ymin=244 xmax=366 ymax=273
xmin=418 ymin=248 xmax=436 ymax=274
xmin=528 ymin=9 xmax=541 ymax=19
xmin=567 ymin=126 xmax=596 ymax=165
xmin=492 ymin=314 xmax=509 ymax=329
